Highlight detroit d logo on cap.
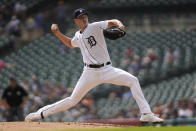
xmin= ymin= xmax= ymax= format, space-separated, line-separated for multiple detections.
xmin=86 ymin=36 xmax=97 ymax=48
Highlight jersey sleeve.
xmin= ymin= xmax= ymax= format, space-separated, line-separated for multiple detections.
xmin=71 ymin=33 xmax=80 ymax=48
xmin=93 ymin=21 xmax=108 ymax=30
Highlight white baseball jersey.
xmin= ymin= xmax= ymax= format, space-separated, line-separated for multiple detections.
xmin=71 ymin=21 xmax=110 ymax=65
xmin=34 ymin=20 xmax=152 ymax=120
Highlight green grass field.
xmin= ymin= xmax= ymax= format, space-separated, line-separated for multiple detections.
xmin=43 ymin=126 xmax=196 ymax=131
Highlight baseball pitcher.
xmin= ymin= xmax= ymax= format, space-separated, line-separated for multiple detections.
xmin=25 ymin=8 xmax=164 ymax=123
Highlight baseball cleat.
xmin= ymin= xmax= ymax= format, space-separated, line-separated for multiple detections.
xmin=25 ymin=111 xmax=42 ymax=122
xmin=140 ymin=113 xmax=164 ymax=123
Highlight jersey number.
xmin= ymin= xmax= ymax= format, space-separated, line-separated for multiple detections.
xmin=86 ymin=36 xmax=97 ymax=48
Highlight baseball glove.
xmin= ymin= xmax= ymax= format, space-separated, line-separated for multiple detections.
xmin=103 ymin=27 xmax=126 ymax=40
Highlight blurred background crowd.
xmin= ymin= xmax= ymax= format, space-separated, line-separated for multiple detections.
xmin=0 ymin=0 xmax=196 ymax=126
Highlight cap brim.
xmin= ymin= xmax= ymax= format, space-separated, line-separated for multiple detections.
xmin=74 ymin=13 xmax=88 ymax=19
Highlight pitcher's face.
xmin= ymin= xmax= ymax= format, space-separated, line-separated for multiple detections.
xmin=74 ymin=14 xmax=88 ymax=29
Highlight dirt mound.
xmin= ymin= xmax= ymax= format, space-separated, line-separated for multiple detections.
xmin=0 ymin=122 xmax=120 ymax=131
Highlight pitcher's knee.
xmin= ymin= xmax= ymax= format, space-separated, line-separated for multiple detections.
xmin=127 ymin=76 xmax=139 ymax=88
xmin=130 ymin=75 xmax=139 ymax=83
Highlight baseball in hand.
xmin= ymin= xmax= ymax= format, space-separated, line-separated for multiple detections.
xmin=51 ymin=24 xmax=58 ymax=30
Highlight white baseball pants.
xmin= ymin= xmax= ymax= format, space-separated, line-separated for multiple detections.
xmin=38 ymin=65 xmax=152 ymax=118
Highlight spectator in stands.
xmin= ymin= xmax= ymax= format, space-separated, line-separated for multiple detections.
xmin=162 ymin=102 xmax=176 ymax=119
xmin=25 ymin=16 xmax=36 ymax=41
xmin=35 ymin=12 xmax=44 ymax=37
xmin=121 ymin=48 xmax=133 ymax=67
xmin=20 ymin=79 xmax=31 ymax=92
xmin=128 ymin=55 xmax=142 ymax=76
xmin=0 ymin=60 xmax=14 ymax=70
xmin=28 ymin=92 xmax=42 ymax=112
xmin=153 ymin=102 xmax=163 ymax=117
xmin=1 ymin=78 xmax=28 ymax=121
xmin=6 ymin=15 xmax=21 ymax=37
xmin=14 ymin=2 xmax=26 ymax=20
xmin=178 ymin=99 xmax=193 ymax=118
xmin=141 ymin=56 xmax=151 ymax=71
xmin=141 ymin=48 xmax=158 ymax=71
xmin=55 ymin=0 xmax=66 ymax=28
xmin=164 ymin=48 xmax=178 ymax=65
xmin=146 ymin=48 xmax=158 ymax=62
xmin=30 ymin=75 xmax=41 ymax=93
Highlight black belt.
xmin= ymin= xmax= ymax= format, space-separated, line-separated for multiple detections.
xmin=84 ymin=61 xmax=111 ymax=68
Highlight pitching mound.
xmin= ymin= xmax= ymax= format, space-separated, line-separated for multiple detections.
xmin=0 ymin=122 xmax=121 ymax=131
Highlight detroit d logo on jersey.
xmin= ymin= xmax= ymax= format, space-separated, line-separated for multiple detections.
xmin=86 ymin=36 xmax=97 ymax=48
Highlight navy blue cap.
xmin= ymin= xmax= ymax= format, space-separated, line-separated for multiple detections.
xmin=73 ymin=8 xmax=88 ymax=19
